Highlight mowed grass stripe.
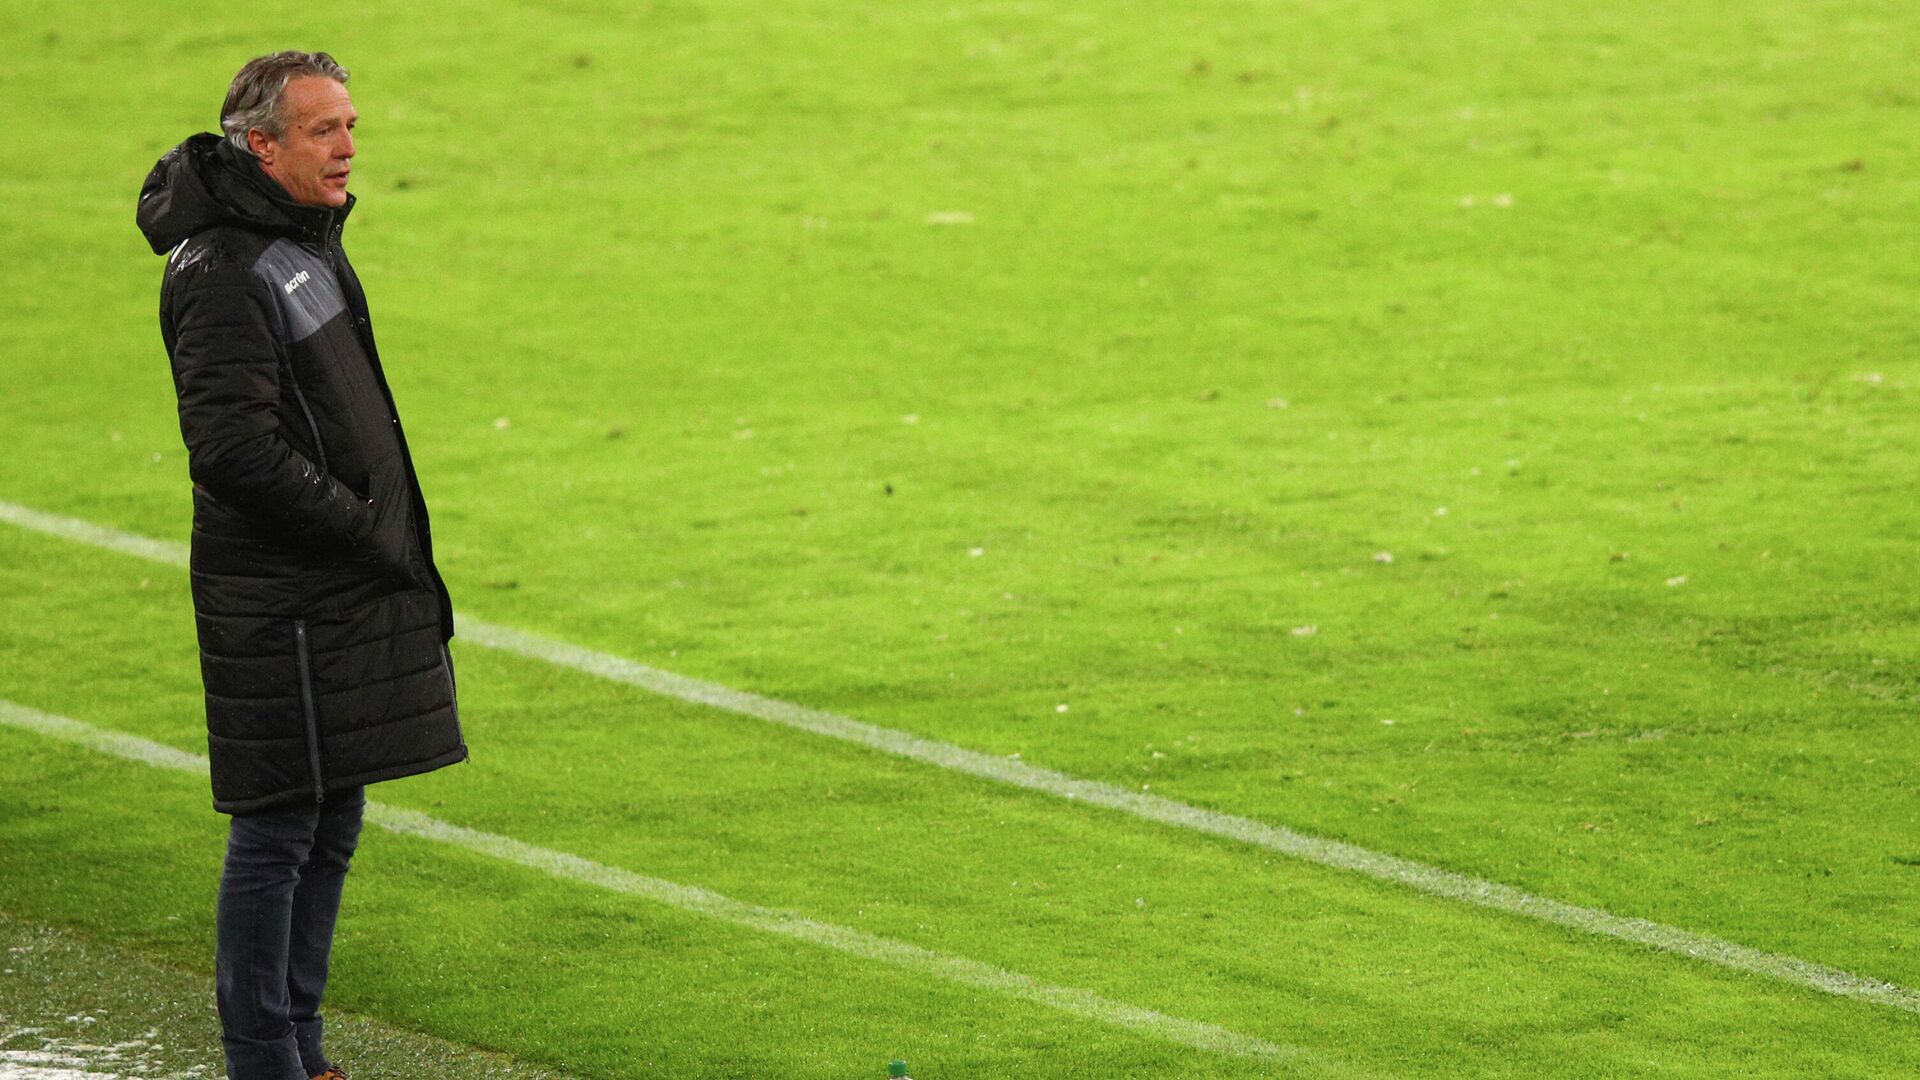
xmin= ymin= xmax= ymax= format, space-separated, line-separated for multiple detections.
xmin=6 ymin=498 xmax=1917 ymax=1018
xmin=0 ymin=698 xmax=1305 ymax=1067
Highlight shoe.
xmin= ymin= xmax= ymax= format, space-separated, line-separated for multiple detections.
xmin=310 ymin=1069 xmax=348 ymax=1080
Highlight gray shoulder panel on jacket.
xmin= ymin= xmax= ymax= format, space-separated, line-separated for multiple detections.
xmin=251 ymin=238 xmax=346 ymax=343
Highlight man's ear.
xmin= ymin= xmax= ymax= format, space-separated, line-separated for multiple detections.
xmin=246 ymin=128 xmax=275 ymax=164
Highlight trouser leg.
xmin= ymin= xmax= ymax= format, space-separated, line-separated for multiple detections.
xmin=217 ymin=802 xmax=320 ymax=1080
xmin=287 ymin=785 xmax=365 ymax=1077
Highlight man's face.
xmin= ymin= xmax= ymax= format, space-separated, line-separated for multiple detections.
xmin=250 ymin=76 xmax=357 ymax=208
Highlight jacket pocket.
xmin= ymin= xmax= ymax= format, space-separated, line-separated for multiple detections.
xmin=358 ymin=455 xmax=424 ymax=587
xmin=293 ymin=618 xmax=327 ymax=804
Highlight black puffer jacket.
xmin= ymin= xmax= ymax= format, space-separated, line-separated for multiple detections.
xmin=137 ymin=133 xmax=466 ymax=814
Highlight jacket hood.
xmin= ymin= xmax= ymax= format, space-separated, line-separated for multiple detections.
xmin=137 ymin=133 xmax=352 ymax=255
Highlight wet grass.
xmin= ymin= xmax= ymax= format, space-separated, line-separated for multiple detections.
xmin=1 ymin=0 xmax=1918 ymax=1075
xmin=0 ymin=913 xmax=577 ymax=1079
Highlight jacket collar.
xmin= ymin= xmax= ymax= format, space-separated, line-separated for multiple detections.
xmin=213 ymin=137 xmax=355 ymax=249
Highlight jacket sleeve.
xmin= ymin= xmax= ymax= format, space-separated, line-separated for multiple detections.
xmin=168 ymin=267 xmax=374 ymax=548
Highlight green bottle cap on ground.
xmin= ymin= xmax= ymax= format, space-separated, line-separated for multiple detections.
xmin=888 ymin=1061 xmax=909 ymax=1078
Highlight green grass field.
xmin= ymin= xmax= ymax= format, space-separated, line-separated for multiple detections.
xmin=2 ymin=0 xmax=1918 ymax=1075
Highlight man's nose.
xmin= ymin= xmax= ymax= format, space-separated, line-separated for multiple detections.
xmin=339 ymin=131 xmax=355 ymax=159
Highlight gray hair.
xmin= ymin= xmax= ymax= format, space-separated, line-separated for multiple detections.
xmin=220 ymin=51 xmax=349 ymax=152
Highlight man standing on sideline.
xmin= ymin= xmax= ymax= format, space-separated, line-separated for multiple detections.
xmin=136 ymin=52 xmax=467 ymax=1080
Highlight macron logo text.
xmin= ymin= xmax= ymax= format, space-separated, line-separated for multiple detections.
xmin=283 ymin=270 xmax=311 ymax=295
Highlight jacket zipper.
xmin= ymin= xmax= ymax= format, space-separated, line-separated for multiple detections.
xmin=285 ymin=370 xmax=329 ymax=474
xmin=441 ymin=644 xmax=458 ymax=711
xmin=293 ymin=619 xmax=326 ymax=804
xmin=441 ymin=643 xmax=465 ymax=745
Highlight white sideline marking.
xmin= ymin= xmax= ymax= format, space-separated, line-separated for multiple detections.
xmin=0 ymin=1057 xmax=127 ymax=1080
xmin=0 ymin=501 xmax=189 ymax=569
xmin=0 ymin=699 xmax=1301 ymax=1065
xmin=0 ymin=1028 xmax=182 ymax=1080
xmin=5 ymin=498 xmax=1919 ymax=1015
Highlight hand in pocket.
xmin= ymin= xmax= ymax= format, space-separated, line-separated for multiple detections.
xmin=358 ymin=457 xmax=417 ymax=583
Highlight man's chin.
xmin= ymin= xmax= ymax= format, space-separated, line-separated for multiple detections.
xmin=291 ymin=188 xmax=350 ymax=209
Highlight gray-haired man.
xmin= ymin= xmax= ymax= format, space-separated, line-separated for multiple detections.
xmin=137 ymin=52 xmax=466 ymax=1080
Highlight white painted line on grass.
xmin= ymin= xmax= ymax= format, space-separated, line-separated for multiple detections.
xmin=0 ymin=1028 xmax=181 ymax=1080
xmin=459 ymin=624 xmax=1920 ymax=1017
xmin=0 ymin=1055 xmax=128 ymax=1080
xmin=0 ymin=501 xmax=189 ymax=570
xmin=0 ymin=699 xmax=1304 ymax=1066
xmin=5 ymin=499 xmax=1919 ymax=1016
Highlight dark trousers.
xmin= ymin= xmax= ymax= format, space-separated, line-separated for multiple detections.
xmin=216 ymin=785 xmax=366 ymax=1080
